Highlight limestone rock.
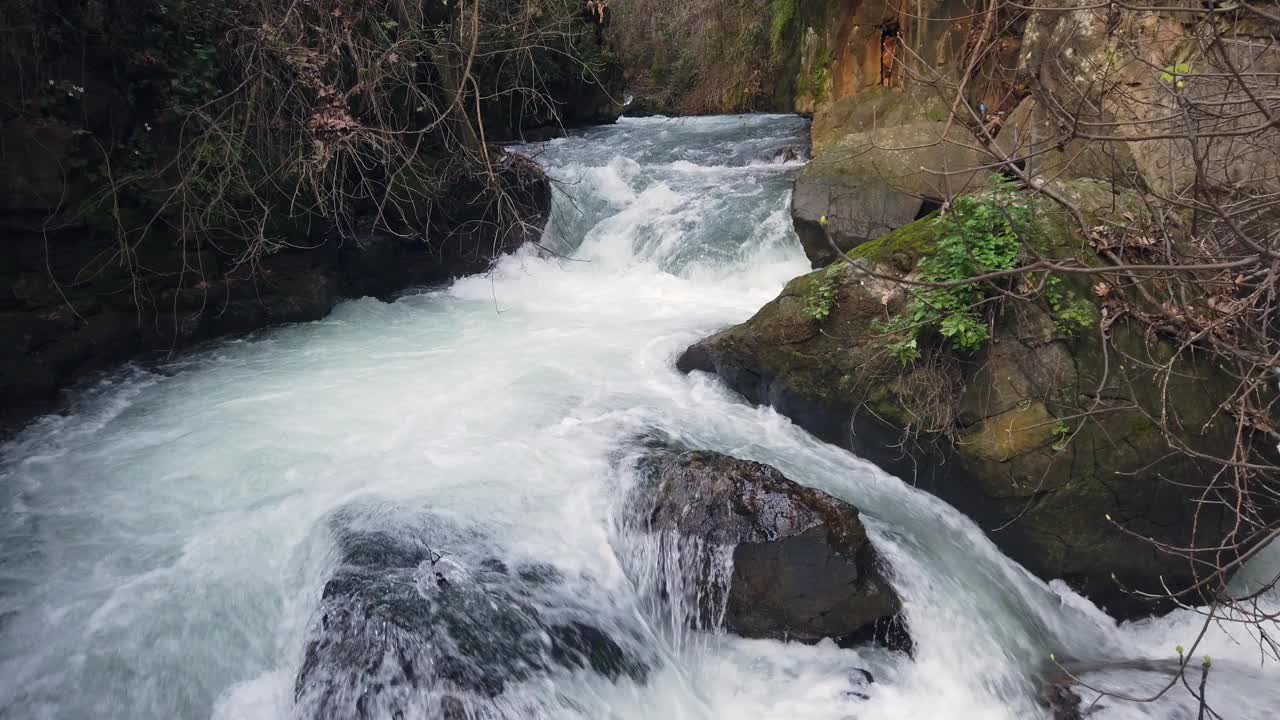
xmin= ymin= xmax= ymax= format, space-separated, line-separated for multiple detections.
xmin=791 ymin=122 xmax=994 ymax=267
xmin=1017 ymin=2 xmax=1280 ymax=195
xmin=811 ymin=88 xmax=949 ymax=156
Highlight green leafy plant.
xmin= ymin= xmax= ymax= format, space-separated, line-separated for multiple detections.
xmin=1051 ymin=420 xmax=1071 ymax=452
xmin=1046 ymin=275 xmax=1097 ymax=336
xmin=874 ymin=177 xmax=1029 ymax=360
xmin=887 ymin=337 xmax=921 ymax=364
xmin=769 ymin=0 xmax=797 ymax=50
xmin=803 ymin=265 xmax=840 ymax=320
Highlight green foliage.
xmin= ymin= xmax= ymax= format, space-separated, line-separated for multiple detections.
xmin=769 ymin=0 xmax=797 ymax=50
xmin=874 ymin=177 xmax=1029 ymax=359
xmin=1046 ymin=275 xmax=1097 ymax=336
xmin=1051 ymin=420 xmax=1070 ymax=452
xmin=887 ymin=337 xmax=921 ymax=364
xmin=803 ymin=265 xmax=840 ymax=321
xmin=799 ymin=50 xmax=833 ymax=103
xmin=1160 ymin=62 xmax=1192 ymax=88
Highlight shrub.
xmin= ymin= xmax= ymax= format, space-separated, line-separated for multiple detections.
xmin=874 ymin=177 xmax=1028 ymax=359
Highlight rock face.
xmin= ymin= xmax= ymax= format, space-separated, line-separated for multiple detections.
xmin=792 ymin=122 xmax=992 ymax=267
xmin=809 ymin=88 xmax=949 ymax=156
xmin=633 ymin=444 xmax=907 ymax=648
xmin=295 ymin=506 xmax=646 ymax=720
xmin=609 ymin=0 xmax=1015 ymax=118
xmin=1011 ymin=2 xmax=1280 ymax=196
xmin=677 ymin=195 xmax=1274 ymax=620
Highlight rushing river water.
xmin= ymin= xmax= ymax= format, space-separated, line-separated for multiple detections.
xmin=1 ymin=115 xmax=1277 ymax=720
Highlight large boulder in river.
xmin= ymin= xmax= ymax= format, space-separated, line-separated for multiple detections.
xmin=295 ymin=504 xmax=646 ymax=719
xmin=632 ymin=444 xmax=907 ymax=648
xmin=791 ymin=122 xmax=993 ymax=268
xmin=679 ymin=184 xmax=1277 ymax=620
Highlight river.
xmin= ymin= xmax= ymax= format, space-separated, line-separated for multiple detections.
xmin=1 ymin=114 xmax=1276 ymax=720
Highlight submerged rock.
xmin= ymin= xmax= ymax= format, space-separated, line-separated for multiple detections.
xmin=631 ymin=443 xmax=908 ymax=649
xmin=294 ymin=506 xmax=645 ymax=720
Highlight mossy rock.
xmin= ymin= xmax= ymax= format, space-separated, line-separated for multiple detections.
xmin=961 ymin=402 xmax=1057 ymax=462
xmin=681 ymin=185 xmax=1275 ymax=620
xmin=846 ymin=212 xmax=940 ymax=270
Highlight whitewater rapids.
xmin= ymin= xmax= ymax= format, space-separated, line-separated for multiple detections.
xmin=1 ymin=114 xmax=1276 ymax=720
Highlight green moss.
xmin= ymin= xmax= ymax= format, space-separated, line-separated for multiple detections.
xmin=846 ymin=214 xmax=940 ymax=266
xmin=813 ymin=60 xmax=832 ymax=103
xmin=803 ymin=50 xmax=833 ymax=104
xmin=865 ymin=385 xmax=910 ymax=425
xmin=769 ymin=0 xmax=798 ymax=50
xmin=963 ymin=402 xmax=1058 ymax=461
xmin=1127 ymin=413 xmax=1156 ymax=436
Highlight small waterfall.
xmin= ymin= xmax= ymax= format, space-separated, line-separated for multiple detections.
xmin=617 ymin=531 xmax=735 ymax=650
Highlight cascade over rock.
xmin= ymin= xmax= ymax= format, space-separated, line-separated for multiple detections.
xmin=295 ymin=504 xmax=647 ymax=719
xmin=630 ymin=442 xmax=908 ymax=649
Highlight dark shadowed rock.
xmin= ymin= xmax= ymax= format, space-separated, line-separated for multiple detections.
xmin=1040 ymin=679 xmax=1084 ymax=720
xmin=632 ymin=444 xmax=907 ymax=650
xmin=0 ymin=150 xmax=551 ymax=431
xmin=294 ymin=506 xmax=646 ymax=720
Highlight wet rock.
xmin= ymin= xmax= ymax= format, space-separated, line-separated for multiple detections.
xmin=633 ymin=444 xmax=908 ymax=650
xmin=1040 ymin=680 xmax=1084 ymax=720
xmin=294 ymin=507 xmax=646 ymax=720
xmin=1036 ymin=659 xmax=1178 ymax=720
xmin=770 ymin=146 xmax=807 ymax=164
xmin=846 ymin=667 xmax=875 ymax=700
